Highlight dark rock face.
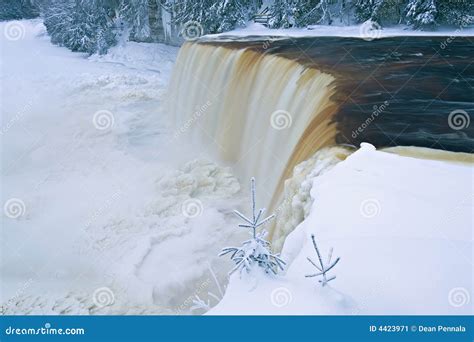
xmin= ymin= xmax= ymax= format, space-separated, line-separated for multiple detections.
xmin=202 ymin=36 xmax=474 ymax=153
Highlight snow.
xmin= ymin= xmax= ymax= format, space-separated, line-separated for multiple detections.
xmin=2 ymin=19 xmax=472 ymax=316
xmin=205 ymin=22 xmax=474 ymax=40
xmin=1 ymin=20 xmax=246 ymax=315
xmin=209 ymin=143 xmax=473 ymax=315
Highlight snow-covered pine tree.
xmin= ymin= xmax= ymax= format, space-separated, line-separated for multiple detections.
xmin=41 ymin=0 xmax=168 ymax=54
xmin=167 ymin=0 xmax=262 ymax=35
xmin=405 ymin=0 xmax=437 ymax=28
xmin=436 ymin=0 xmax=474 ymax=27
xmin=0 ymin=0 xmax=39 ymax=21
xmin=268 ymin=0 xmax=296 ymax=28
xmin=219 ymin=178 xmax=286 ymax=276
xmin=42 ymin=0 xmax=117 ymax=54
xmin=354 ymin=0 xmax=405 ymax=25
xmin=270 ymin=0 xmax=355 ymax=28
xmin=116 ymin=1 xmax=151 ymax=42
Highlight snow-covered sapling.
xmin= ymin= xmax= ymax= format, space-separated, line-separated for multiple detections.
xmin=305 ymin=234 xmax=340 ymax=286
xmin=219 ymin=178 xmax=285 ymax=276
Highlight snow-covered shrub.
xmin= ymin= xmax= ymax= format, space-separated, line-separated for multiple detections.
xmin=219 ymin=178 xmax=286 ymax=276
xmin=305 ymin=234 xmax=340 ymax=286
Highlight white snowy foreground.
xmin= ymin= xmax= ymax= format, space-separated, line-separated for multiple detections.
xmin=1 ymin=20 xmax=246 ymax=315
xmin=1 ymin=20 xmax=472 ymax=316
xmin=210 ymin=144 xmax=473 ymax=315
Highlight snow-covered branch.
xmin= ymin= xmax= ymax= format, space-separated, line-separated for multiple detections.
xmin=305 ymin=234 xmax=340 ymax=286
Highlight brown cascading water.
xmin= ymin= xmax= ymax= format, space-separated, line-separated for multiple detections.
xmin=168 ymin=37 xmax=473 ymax=248
xmin=168 ymin=43 xmax=340 ymax=237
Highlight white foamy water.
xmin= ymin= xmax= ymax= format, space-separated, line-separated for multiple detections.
xmin=1 ymin=20 xmax=246 ymax=314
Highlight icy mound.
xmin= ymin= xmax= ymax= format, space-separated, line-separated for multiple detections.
xmin=76 ymin=160 xmax=243 ymax=313
xmin=272 ymin=146 xmax=353 ymax=251
xmin=210 ymin=143 xmax=473 ymax=315
xmin=2 ymin=160 xmax=245 ymax=315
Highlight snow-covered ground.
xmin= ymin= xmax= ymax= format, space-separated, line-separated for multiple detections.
xmin=1 ymin=19 xmax=472 ymax=316
xmin=1 ymin=20 xmax=246 ymax=314
xmin=206 ymin=22 xmax=474 ymax=40
xmin=210 ymin=144 xmax=473 ymax=315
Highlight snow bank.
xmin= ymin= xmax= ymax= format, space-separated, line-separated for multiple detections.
xmin=209 ymin=143 xmax=473 ymax=315
xmin=205 ymin=22 xmax=474 ymax=40
xmin=89 ymin=41 xmax=178 ymax=76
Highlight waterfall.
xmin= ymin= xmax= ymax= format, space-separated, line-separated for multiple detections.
xmin=168 ymin=42 xmax=340 ymax=217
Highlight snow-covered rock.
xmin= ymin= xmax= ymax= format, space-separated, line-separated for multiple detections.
xmin=210 ymin=143 xmax=473 ymax=315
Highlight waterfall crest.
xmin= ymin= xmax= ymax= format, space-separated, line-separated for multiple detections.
xmin=168 ymin=42 xmax=339 ymax=214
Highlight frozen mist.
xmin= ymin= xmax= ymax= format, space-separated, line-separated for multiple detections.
xmin=1 ymin=20 xmax=246 ymax=315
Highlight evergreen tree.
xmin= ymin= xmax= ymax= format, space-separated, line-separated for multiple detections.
xmin=354 ymin=0 xmax=405 ymax=25
xmin=271 ymin=0 xmax=355 ymax=28
xmin=405 ymin=0 xmax=437 ymax=28
xmin=167 ymin=0 xmax=262 ymax=34
xmin=0 ymin=0 xmax=40 ymax=21
xmin=436 ymin=0 xmax=473 ymax=27
xmin=42 ymin=0 xmax=117 ymax=54
xmin=8 ymin=0 xmax=472 ymax=55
